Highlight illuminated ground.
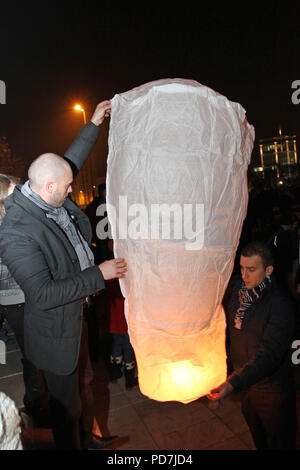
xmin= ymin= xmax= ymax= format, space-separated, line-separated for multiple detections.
xmin=1 ymin=323 xmax=300 ymax=451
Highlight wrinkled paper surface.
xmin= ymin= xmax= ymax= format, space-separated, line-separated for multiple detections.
xmin=107 ymin=79 xmax=254 ymax=403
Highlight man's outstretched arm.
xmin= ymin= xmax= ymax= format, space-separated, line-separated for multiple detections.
xmin=64 ymin=100 xmax=111 ymax=175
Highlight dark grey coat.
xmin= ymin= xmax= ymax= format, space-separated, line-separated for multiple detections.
xmin=0 ymin=122 xmax=105 ymax=375
xmin=225 ymin=277 xmax=295 ymax=393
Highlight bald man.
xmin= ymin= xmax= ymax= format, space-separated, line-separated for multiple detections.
xmin=28 ymin=153 xmax=73 ymax=207
xmin=0 ymin=101 xmax=127 ymax=450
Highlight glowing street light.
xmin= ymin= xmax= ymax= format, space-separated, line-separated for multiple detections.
xmin=74 ymin=104 xmax=86 ymax=124
xmin=73 ymin=103 xmax=93 ymax=207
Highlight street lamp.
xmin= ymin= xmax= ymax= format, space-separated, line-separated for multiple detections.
xmin=73 ymin=103 xmax=93 ymax=207
xmin=74 ymin=104 xmax=86 ymax=124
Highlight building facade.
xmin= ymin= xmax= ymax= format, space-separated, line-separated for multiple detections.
xmin=252 ymin=128 xmax=298 ymax=186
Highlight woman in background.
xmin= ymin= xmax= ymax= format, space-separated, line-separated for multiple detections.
xmin=0 ymin=174 xmax=49 ymax=427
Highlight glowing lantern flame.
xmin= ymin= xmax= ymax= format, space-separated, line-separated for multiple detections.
xmin=107 ymin=79 xmax=254 ymax=403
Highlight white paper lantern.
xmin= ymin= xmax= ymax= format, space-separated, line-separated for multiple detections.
xmin=106 ymin=79 xmax=254 ymax=404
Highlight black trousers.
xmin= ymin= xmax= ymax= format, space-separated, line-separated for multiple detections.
xmin=241 ymin=388 xmax=297 ymax=450
xmin=1 ymin=304 xmax=48 ymax=418
xmin=43 ymin=319 xmax=95 ymax=450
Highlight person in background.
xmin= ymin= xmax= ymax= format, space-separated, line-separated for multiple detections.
xmin=0 ymin=174 xmax=49 ymax=427
xmin=208 ymin=241 xmax=296 ymax=450
xmin=85 ymin=183 xmax=109 ymax=264
xmin=84 ymin=183 xmax=111 ymax=363
xmin=106 ymin=280 xmax=138 ymax=390
xmin=105 ymin=240 xmax=138 ymax=390
xmin=267 ymin=212 xmax=298 ymax=293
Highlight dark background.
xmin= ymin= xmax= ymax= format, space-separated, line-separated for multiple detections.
xmin=1 ymin=1 xmax=299 ymax=173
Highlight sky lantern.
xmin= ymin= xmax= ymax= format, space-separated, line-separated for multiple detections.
xmin=106 ymin=79 xmax=254 ymax=404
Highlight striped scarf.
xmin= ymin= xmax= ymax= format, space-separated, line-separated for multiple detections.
xmin=21 ymin=181 xmax=94 ymax=271
xmin=234 ymin=276 xmax=271 ymax=330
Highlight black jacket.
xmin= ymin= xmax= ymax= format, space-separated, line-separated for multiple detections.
xmin=0 ymin=122 xmax=105 ymax=375
xmin=225 ymin=277 xmax=295 ymax=393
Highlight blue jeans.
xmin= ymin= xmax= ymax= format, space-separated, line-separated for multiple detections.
xmin=111 ymin=333 xmax=135 ymax=364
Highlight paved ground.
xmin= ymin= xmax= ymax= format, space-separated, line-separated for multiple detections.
xmin=1 ymin=323 xmax=300 ymax=451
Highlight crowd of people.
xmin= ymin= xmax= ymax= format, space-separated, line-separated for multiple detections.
xmin=0 ymin=99 xmax=299 ymax=450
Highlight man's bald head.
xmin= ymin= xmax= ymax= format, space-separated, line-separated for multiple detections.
xmin=28 ymin=153 xmax=73 ymax=207
xmin=28 ymin=153 xmax=71 ymax=190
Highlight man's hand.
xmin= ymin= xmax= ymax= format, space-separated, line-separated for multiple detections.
xmin=90 ymin=100 xmax=111 ymax=126
xmin=99 ymin=258 xmax=127 ymax=280
xmin=207 ymin=382 xmax=234 ymax=401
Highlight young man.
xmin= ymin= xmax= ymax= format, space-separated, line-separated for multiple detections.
xmin=0 ymin=101 xmax=127 ymax=450
xmin=208 ymin=241 xmax=297 ymax=450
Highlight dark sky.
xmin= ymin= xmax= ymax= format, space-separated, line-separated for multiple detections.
xmin=1 ymin=1 xmax=300 ymax=172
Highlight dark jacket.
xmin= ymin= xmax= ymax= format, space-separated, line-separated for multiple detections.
xmin=0 ymin=122 xmax=105 ymax=375
xmin=0 ymin=217 xmax=25 ymax=305
xmin=225 ymin=277 xmax=295 ymax=393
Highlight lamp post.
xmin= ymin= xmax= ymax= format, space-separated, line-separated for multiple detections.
xmin=73 ymin=104 xmax=91 ymax=206
xmin=74 ymin=104 xmax=87 ymax=125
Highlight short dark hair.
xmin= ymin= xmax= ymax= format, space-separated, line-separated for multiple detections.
xmin=0 ymin=174 xmax=21 ymax=217
xmin=241 ymin=241 xmax=274 ymax=269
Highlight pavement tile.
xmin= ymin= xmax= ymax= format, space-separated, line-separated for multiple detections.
xmin=133 ymin=397 xmax=215 ymax=437
xmin=112 ymin=437 xmax=159 ymax=451
xmin=121 ymin=385 xmax=149 ymax=405
xmin=104 ymin=405 xmax=157 ymax=450
xmin=95 ymin=389 xmax=131 ymax=412
xmin=0 ymin=349 xmax=23 ymax=377
xmin=215 ymin=408 xmax=249 ymax=434
xmin=3 ymin=337 xmax=19 ymax=353
xmin=239 ymin=430 xmax=256 ymax=450
xmin=153 ymin=416 xmax=234 ymax=450
xmin=22 ymin=428 xmax=54 ymax=450
xmin=0 ymin=373 xmax=24 ymax=407
xmin=205 ymin=436 xmax=250 ymax=450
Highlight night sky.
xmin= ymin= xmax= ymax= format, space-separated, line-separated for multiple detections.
xmin=1 ymin=1 xmax=300 ymax=173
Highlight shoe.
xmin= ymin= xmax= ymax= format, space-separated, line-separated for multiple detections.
xmin=88 ymin=434 xmax=119 ymax=450
xmin=109 ymin=360 xmax=123 ymax=382
xmin=124 ymin=367 xmax=138 ymax=390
